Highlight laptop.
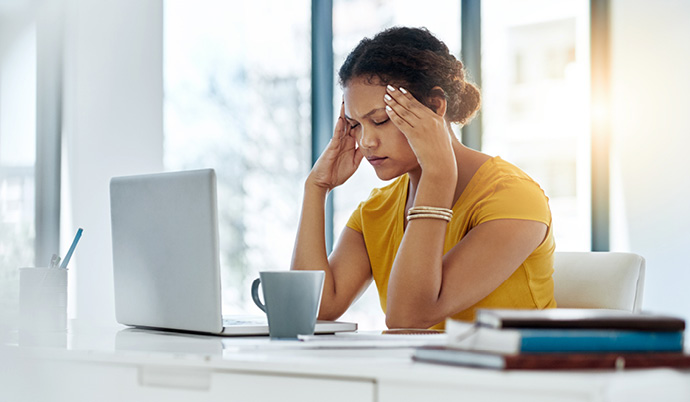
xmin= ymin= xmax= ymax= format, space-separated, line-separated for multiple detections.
xmin=109 ymin=168 xmax=357 ymax=336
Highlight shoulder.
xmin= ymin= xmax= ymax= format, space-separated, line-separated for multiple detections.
xmin=476 ymin=157 xmax=547 ymax=196
xmin=470 ymin=157 xmax=551 ymax=224
xmin=481 ymin=156 xmax=538 ymax=182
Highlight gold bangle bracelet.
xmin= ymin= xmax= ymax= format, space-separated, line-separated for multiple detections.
xmin=406 ymin=213 xmax=452 ymax=222
xmin=408 ymin=211 xmax=452 ymax=219
xmin=408 ymin=206 xmax=453 ymax=221
xmin=409 ymin=206 xmax=452 ymax=216
xmin=409 ymin=206 xmax=453 ymax=213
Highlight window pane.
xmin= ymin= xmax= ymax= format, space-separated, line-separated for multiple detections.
xmin=164 ymin=0 xmax=311 ymax=314
xmin=0 ymin=23 xmax=37 ymax=328
xmin=481 ymin=0 xmax=591 ymax=251
xmin=332 ymin=0 xmax=461 ymax=329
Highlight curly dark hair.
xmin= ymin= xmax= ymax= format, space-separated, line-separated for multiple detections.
xmin=338 ymin=27 xmax=481 ymax=125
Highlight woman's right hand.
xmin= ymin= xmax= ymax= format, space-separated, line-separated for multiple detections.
xmin=307 ymin=103 xmax=364 ymax=191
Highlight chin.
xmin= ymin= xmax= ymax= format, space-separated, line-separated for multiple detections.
xmin=373 ymin=169 xmax=402 ymax=182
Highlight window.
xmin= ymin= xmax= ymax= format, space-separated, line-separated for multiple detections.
xmin=164 ymin=1 xmax=595 ymax=329
xmin=481 ymin=0 xmax=591 ymax=251
xmin=164 ymin=0 xmax=311 ymax=314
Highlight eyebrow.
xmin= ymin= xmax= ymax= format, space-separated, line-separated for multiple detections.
xmin=344 ymin=107 xmax=386 ymax=121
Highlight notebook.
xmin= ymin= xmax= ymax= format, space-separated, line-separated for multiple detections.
xmin=474 ymin=308 xmax=685 ymax=331
xmin=413 ymin=346 xmax=690 ymax=370
xmin=109 ymin=168 xmax=357 ymax=336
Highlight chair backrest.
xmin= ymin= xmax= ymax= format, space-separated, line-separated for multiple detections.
xmin=552 ymin=252 xmax=646 ymax=312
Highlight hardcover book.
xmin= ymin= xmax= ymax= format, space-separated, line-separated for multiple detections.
xmin=475 ymin=308 xmax=686 ymax=332
xmin=446 ymin=319 xmax=684 ymax=354
xmin=413 ymin=346 xmax=690 ymax=370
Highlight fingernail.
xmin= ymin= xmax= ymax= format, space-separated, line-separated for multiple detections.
xmin=384 ymin=94 xmax=392 ymax=101
xmin=385 ymin=105 xmax=392 ymax=112
xmin=399 ymin=87 xmax=408 ymax=94
xmin=387 ymin=85 xmax=396 ymax=92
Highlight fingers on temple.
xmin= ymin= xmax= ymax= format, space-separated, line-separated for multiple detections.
xmin=334 ymin=116 xmax=346 ymax=139
xmin=385 ymin=103 xmax=414 ymax=130
xmin=386 ymin=85 xmax=422 ymax=118
xmin=384 ymin=97 xmax=415 ymax=129
xmin=384 ymin=91 xmax=422 ymax=126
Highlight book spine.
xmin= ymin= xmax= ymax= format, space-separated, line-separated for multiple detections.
xmin=518 ymin=329 xmax=684 ymax=352
xmin=413 ymin=347 xmax=690 ymax=370
xmin=503 ymin=353 xmax=690 ymax=370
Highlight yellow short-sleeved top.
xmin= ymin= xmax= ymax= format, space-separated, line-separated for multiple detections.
xmin=346 ymin=156 xmax=556 ymax=329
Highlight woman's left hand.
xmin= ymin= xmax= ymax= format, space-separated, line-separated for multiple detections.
xmin=383 ymin=85 xmax=456 ymax=176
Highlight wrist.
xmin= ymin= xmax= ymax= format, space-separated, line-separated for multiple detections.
xmin=304 ymin=178 xmax=331 ymax=197
xmin=420 ymin=167 xmax=457 ymax=186
xmin=415 ymin=171 xmax=457 ymax=206
xmin=419 ymin=152 xmax=456 ymax=176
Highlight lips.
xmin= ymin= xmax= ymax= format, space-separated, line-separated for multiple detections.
xmin=367 ymin=156 xmax=387 ymax=166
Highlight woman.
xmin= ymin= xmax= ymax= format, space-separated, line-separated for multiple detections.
xmin=291 ymin=27 xmax=556 ymax=330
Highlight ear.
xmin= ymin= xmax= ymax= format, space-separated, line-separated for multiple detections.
xmin=426 ymin=86 xmax=447 ymax=117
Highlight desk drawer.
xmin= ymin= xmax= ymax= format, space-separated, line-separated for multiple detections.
xmin=14 ymin=358 xmax=375 ymax=402
xmin=212 ymin=370 xmax=375 ymax=402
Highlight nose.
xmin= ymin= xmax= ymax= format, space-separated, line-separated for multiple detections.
xmin=358 ymin=126 xmax=378 ymax=150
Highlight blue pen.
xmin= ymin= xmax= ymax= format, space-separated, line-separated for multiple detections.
xmin=60 ymin=228 xmax=83 ymax=269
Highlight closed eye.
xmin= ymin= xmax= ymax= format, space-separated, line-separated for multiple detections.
xmin=374 ymin=119 xmax=389 ymax=126
xmin=349 ymin=123 xmax=360 ymax=129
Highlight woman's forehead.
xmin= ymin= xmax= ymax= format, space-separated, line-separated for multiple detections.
xmin=343 ymin=79 xmax=387 ymax=119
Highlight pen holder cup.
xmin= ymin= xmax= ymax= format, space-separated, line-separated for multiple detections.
xmin=19 ymin=267 xmax=68 ymax=332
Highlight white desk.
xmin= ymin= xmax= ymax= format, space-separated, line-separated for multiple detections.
xmin=2 ymin=322 xmax=690 ymax=402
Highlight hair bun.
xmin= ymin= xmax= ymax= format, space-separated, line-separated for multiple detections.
xmin=339 ymin=27 xmax=481 ymax=125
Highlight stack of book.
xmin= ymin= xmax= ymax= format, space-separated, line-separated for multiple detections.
xmin=413 ymin=308 xmax=690 ymax=370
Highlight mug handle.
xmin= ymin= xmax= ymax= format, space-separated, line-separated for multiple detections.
xmin=251 ymin=278 xmax=266 ymax=312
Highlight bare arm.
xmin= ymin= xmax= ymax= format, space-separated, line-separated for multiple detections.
xmin=387 ymin=213 xmax=547 ymax=328
xmin=383 ymin=86 xmax=548 ymax=328
xmin=291 ymin=184 xmax=372 ymax=320
xmin=290 ymin=104 xmax=371 ymax=320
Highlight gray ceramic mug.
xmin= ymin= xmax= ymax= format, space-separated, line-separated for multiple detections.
xmin=251 ymin=270 xmax=325 ymax=339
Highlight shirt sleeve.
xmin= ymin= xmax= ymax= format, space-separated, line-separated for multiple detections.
xmin=346 ymin=201 xmax=365 ymax=233
xmin=473 ymin=177 xmax=551 ymax=226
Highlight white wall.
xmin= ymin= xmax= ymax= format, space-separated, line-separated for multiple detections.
xmin=610 ymin=0 xmax=690 ymax=321
xmin=63 ymin=0 xmax=163 ymax=324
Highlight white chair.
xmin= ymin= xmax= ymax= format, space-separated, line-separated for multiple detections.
xmin=552 ymin=252 xmax=646 ymax=312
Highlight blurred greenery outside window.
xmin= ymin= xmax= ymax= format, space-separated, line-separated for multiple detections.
xmin=164 ymin=0 xmax=311 ymax=316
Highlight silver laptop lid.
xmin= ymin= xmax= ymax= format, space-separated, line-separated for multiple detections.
xmin=110 ymin=169 xmax=223 ymax=333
